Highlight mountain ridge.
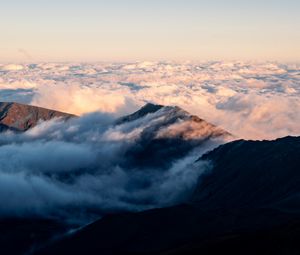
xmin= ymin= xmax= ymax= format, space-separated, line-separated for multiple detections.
xmin=0 ymin=102 xmax=75 ymax=131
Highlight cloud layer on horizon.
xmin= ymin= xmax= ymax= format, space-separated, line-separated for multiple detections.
xmin=0 ymin=61 xmax=300 ymax=139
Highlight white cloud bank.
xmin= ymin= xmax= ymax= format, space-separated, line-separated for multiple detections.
xmin=0 ymin=110 xmax=216 ymax=223
xmin=0 ymin=61 xmax=300 ymax=139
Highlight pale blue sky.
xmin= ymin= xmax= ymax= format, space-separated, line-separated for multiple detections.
xmin=1 ymin=0 xmax=299 ymax=62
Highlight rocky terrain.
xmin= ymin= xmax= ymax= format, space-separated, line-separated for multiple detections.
xmin=0 ymin=102 xmax=75 ymax=132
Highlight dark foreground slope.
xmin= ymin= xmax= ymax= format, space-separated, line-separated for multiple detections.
xmin=0 ymin=219 xmax=69 ymax=255
xmin=193 ymin=136 xmax=300 ymax=209
xmin=37 ymin=136 xmax=300 ymax=255
xmin=0 ymin=102 xmax=75 ymax=131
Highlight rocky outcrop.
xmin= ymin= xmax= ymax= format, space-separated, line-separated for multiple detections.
xmin=0 ymin=102 xmax=75 ymax=132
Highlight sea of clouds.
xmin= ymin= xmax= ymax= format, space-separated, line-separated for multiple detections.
xmin=0 ymin=60 xmax=299 ymax=224
xmin=1 ymin=61 xmax=299 ymax=140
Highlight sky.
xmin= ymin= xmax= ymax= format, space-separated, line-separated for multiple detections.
xmin=0 ymin=0 xmax=300 ymax=62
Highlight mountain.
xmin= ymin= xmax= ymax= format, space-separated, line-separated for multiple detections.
xmin=0 ymin=102 xmax=234 ymax=254
xmin=117 ymin=103 xmax=231 ymax=140
xmin=116 ymin=103 xmax=164 ymax=124
xmin=36 ymin=136 xmax=300 ymax=255
xmin=192 ymin=136 xmax=300 ymax=209
xmin=115 ymin=103 xmax=233 ymax=170
xmin=0 ymin=102 xmax=75 ymax=132
xmin=0 ymin=101 xmax=232 ymax=170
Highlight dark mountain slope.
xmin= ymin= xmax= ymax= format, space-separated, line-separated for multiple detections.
xmin=0 ymin=218 xmax=69 ymax=255
xmin=36 ymin=136 xmax=300 ymax=255
xmin=37 ymin=207 xmax=300 ymax=255
xmin=192 ymin=136 xmax=300 ymax=209
xmin=0 ymin=102 xmax=75 ymax=131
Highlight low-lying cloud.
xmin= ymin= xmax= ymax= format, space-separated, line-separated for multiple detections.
xmin=1 ymin=61 xmax=299 ymax=139
xmin=31 ymin=83 xmax=138 ymax=116
xmin=0 ymin=110 xmax=216 ymax=224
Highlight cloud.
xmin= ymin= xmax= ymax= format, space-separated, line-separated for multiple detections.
xmin=31 ymin=82 xmax=138 ymax=116
xmin=0 ymin=141 xmax=96 ymax=174
xmin=0 ymin=80 xmax=37 ymax=90
xmin=0 ymin=64 xmax=24 ymax=71
xmin=155 ymin=119 xmax=228 ymax=140
xmin=1 ymin=60 xmax=298 ymax=225
xmin=216 ymin=95 xmax=252 ymax=112
xmin=0 ymin=88 xmax=34 ymax=104
xmin=0 ymin=109 xmax=218 ymax=224
xmin=214 ymin=92 xmax=300 ymax=139
xmin=0 ymin=61 xmax=300 ymax=139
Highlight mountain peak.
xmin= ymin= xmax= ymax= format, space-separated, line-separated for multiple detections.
xmin=117 ymin=102 xmax=232 ymax=138
xmin=0 ymin=102 xmax=75 ymax=132
xmin=140 ymin=103 xmax=164 ymax=113
xmin=116 ymin=103 xmax=163 ymax=124
xmin=117 ymin=103 xmax=194 ymax=124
